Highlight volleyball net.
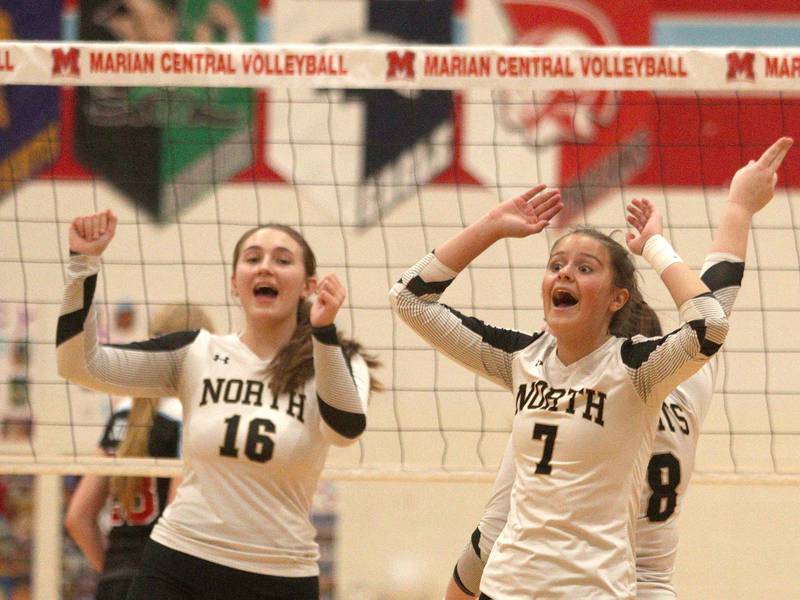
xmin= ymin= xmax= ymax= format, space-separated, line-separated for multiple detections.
xmin=1 ymin=41 xmax=800 ymax=483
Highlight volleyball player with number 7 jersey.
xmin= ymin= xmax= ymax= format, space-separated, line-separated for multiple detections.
xmin=441 ymin=137 xmax=793 ymax=600
xmin=391 ymin=176 xmax=737 ymax=596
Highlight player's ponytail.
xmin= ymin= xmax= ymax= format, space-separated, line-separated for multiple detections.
xmin=267 ymin=298 xmax=314 ymax=396
xmin=614 ymin=296 xmax=663 ymax=338
xmin=265 ymin=275 xmax=382 ymax=396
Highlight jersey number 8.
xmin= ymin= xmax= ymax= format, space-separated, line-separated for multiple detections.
xmin=646 ymin=452 xmax=681 ymax=522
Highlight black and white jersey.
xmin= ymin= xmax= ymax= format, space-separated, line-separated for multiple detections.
xmin=634 ymin=361 xmax=714 ymax=599
xmin=457 ymin=366 xmax=716 ymax=599
xmin=57 ymin=255 xmax=369 ymax=578
xmin=451 ymin=253 xmax=742 ymax=598
xmin=98 ymin=397 xmax=181 ymax=583
xmin=391 ymin=252 xmax=730 ymax=599
xmin=635 ymin=252 xmax=742 ymax=599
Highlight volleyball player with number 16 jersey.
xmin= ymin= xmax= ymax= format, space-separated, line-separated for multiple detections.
xmin=57 ymin=220 xmax=380 ymax=599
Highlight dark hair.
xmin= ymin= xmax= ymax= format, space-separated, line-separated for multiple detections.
xmin=552 ymin=227 xmax=648 ymax=338
xmin=232 ymin=224 xmax=382 ymax=396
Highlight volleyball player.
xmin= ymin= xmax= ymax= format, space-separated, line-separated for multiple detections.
xmin=57 ymin=219 xmax=379 ymax=600
xmin=65 ymin=305 xmax=213 ymax=600
xmin=390 ymin=178 xmax=733 ymax=597
xmin=436 ymin=137 xmax=792 ymax=599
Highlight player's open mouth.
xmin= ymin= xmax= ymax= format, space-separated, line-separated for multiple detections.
xmin=254 ymin=285 xmax=278 ymax=298
xmin=552 ymin=289 xmax=578 ymax=308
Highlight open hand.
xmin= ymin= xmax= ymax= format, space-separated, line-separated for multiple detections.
xmin=486 ymin=184 xmax=562 ymax=239
xmin=310 ymin=273 xmax=346 ymax=327
xmin=625 ymin=198 xmax=662 ymax=256
xmin=69 ymin=210 xmax=117 ymax=256
xmin=729 ymin=137 xmax=793 ymax=215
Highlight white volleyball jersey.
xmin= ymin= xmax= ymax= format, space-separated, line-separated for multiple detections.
xmin=478 ymin=436 xmax=516 ymax=560
xmin=391 ymin=253 xmax=729 ymax=599
xmin=57 ymin=255 xmax=370 ymax=577
xmin=635 ymin=253 xmax=741 ymax=598
xmin=454 ymin=254 xmax=742 ymax=599
xmin=634 ymin=361 xmax=714 ymax=599
xmin=461 ymin=363 xmax=717 ymax=600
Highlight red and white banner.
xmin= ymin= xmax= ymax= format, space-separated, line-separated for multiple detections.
xmin=2 ymin=41 xmax=800 ymax=91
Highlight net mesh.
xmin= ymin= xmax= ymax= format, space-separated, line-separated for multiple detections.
xmin=1 ymin=42 xmax=800 ymax=480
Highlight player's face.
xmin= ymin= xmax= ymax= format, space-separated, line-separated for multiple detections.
xmin=231 ymin=228 xmax=314 ymax=325
xmin=542 ymin=234 xmax=628 ymax=343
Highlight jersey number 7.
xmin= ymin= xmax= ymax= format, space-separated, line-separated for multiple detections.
xmin=532 ymin=423 xmax=558 ymax=475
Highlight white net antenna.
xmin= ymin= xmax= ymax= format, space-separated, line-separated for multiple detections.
xmin=1 ymin=41 xmax=800 ymax=483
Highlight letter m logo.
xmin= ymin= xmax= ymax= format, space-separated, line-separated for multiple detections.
xmin=725 ymin=52 xmax=755 ymax=82
xmin=52 ymin=47 xmax=80 ymax=77
xmin=386 ymin=50 xmax=415 ymax=80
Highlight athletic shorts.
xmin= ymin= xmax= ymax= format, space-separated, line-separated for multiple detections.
xmin=95 ymin=577 xmax=133 ymax=600
xmin=125 ymin=540 xmax=320 ymax=600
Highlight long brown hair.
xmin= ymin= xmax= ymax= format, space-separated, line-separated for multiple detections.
xmin=232 ymin=224 xmax=382 ymax=396
xmin=552 ymin=227 xmax=646 ymax=338
xmin=110 ymin=304 xmax=215 ymax=513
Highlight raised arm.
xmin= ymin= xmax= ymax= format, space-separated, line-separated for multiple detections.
xmin=434 ymin=184 xmax=562 ymax=272
xmin=309 ymin=273 xmax=369 ymax=446
xmin=711 ymin=137 xmax=792 ymax=259
xmin=390 ymin=186 xmax=562 ymax=389
xmin=626 ymin=198 xmax=710 ymax=307
xmin=622 ymin=201 xmax=729 ymax=403
xmin=57 ymin=210 xmax=193 ymax=397
xmin=312 ymin=326 xmax=369 ymax=447
xmin=703 ymin=137 xmax=792 ymax=315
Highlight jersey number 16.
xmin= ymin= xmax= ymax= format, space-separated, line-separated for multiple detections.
xmin=219 ymin=415 xmax=276 ymax=463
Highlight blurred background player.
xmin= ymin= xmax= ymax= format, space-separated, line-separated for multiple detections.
xmin=65 ymin=305 xmax=214 ymax=600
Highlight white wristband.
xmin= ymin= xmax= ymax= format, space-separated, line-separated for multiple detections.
xmin=642 ymin=234 xmax=683 ymax=276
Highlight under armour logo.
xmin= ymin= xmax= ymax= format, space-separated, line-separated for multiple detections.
xmin=214 ymin=354 xmax=230 ymax=364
